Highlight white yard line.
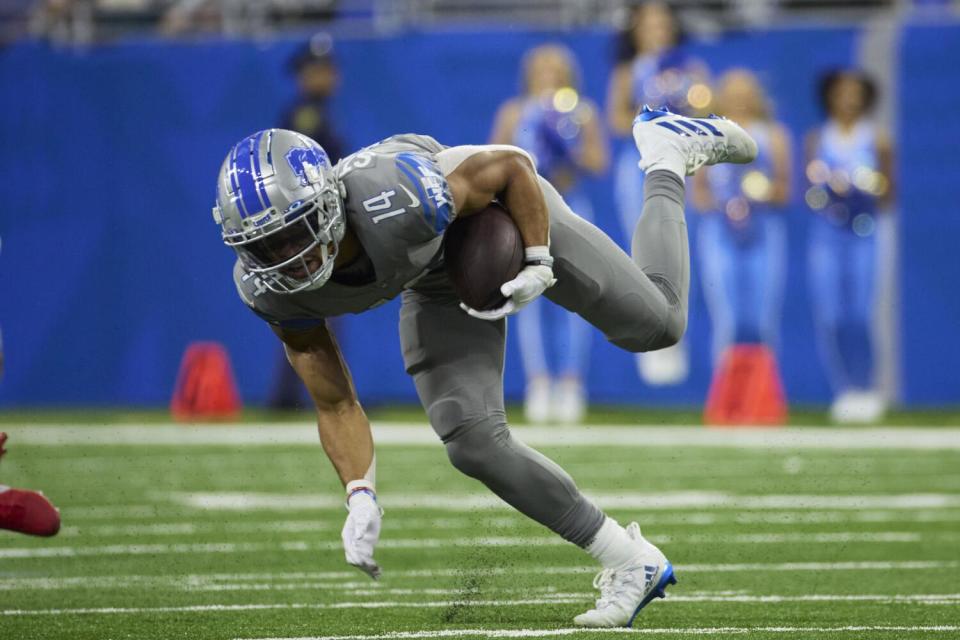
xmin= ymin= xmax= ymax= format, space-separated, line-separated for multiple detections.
xmin=57 ymin=517 xmax=525 ymax=538
xmin=57 ymin=509 xmax=960 ymax=528
xmin=0 ymin=531 xmax=944 ymax=560
xmin=3 ymin=561 xmax=955 ymax=591
xmin=56 ymin=510 xmax=960 ymax=537
xmin=8 ymin=423 xmax=960 ymax=450
xmin=235 ymin=627 xmax=960 ymax=640
xmin=169 ymin=490 xmax=960 ymax=512
xmin=4 ymin=594 xmax=960 ymax=618
xmin=0 ymin=599 xmax=587 ymax=617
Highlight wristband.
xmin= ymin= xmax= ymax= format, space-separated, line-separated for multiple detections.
xmin=345 ymin=480 xmax=376 ymax=508
xmin=524 ymin=245 xmax=554 ymax=268
xmin=344 ymin=483 xmax=383 ymax=516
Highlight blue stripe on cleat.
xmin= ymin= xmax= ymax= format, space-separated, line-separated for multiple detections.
xmin=627 ymin=562 xmax=677 ymax=628
xmin=636 ymin=104 xmax=671 ymax=123
xmin=692 ymin=118 xmax=725 ymax=136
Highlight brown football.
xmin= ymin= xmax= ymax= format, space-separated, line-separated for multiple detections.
xmin=443 ymin=203 xmax=524 ymax=311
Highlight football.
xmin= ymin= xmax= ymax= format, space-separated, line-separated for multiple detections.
xmin=443 ymin=202 xmax=524 ymax=311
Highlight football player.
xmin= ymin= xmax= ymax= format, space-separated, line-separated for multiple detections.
xmin=213 ymin=107 xmax=756 ymax=627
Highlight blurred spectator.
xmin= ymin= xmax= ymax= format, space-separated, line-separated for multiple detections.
xmin=692 ymin=69 xmax=792 ymax=364
xmin=804 ymin=69 xmax=894 ymax=423
xmin=606 ymin=0 xmax=709 ymax=386
xmin=268 ymin=33 xmax=345 ymax=411
xmin=280 ymin=33 xmax=345 ymax=163
xmin=490 ymin=43 xmax=608 ymax=424
xmin=160 ymin=0 xmax=222 ymax=37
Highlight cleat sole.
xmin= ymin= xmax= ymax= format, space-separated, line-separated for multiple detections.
xmin=626 ymin=562 xmax=676 ymax=628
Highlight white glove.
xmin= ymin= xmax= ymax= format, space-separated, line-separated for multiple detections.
xmin=461 ymin=246 xmax=557 ymax=321
xmin=341 ymin=487 xmax=382 ymax=580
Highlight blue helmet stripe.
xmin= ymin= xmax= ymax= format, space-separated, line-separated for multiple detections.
xmin=252 ymin=130 xmax=272 ymax=210
xmin=234 ymin=133 xmax=268 ymax=217
xmin=229 ymin=142 xmax=249 ymax=217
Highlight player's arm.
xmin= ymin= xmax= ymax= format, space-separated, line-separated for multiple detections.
xmin=273 ymin=323 xmax=373 ymax=485
xmin=272 ymin=322 xmax=382 ymax=579
xmin=446 ymin=147 xmax=549 ymax=247
xmin=444 ymin=147 xmax=556 ymax=320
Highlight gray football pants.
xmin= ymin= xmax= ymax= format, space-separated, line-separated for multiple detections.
xmin=398 ymin=171 xmax=688 ymax=547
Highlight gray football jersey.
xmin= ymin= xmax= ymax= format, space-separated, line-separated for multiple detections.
xmin=233 ymin=133 xmax=454 ymax=327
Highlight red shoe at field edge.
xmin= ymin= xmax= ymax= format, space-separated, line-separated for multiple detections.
xmin=0 ymin=432 xmax=61 ymax=536
xmin=0 ymin=488 xmax=61 ymax=536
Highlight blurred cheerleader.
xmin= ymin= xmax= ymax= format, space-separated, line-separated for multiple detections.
xmin=691 ymin=69 xmax=792 ymax=364
xmin=804 ymin=70 xmax=894 ymax=423
xmin=607 ymin=1 xmax=709 ymax=385
xmin=490 ymin=43 xmax=609 ymax=423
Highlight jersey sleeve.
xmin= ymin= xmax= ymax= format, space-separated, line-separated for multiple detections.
xmin=392 ymin=151 xmax=454 ymax=238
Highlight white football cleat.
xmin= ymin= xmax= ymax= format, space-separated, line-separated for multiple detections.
xmin=574 ymin=522 xmax=677 ymax=628
xmin=632 ymin=105 xmax=758 ymax=177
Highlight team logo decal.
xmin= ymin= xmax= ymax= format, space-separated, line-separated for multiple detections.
xmin=285 ymin=146 xmax=330 ymax=187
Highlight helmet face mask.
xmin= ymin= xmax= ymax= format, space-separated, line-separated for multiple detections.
xmin=213 ymin=129 xmax=345 ymax=294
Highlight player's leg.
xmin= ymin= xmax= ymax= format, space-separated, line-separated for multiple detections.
xmin=543 ymin=170 xmax=689 ymax=353
xmin=547 ymin=116 xmax=756 ymax=353
xmin=399 ymin=280 xmax=604 ymax=546
xmin=614 ymin=145 xmax=690 ymax=384
xmin=541 ymin=111 xmax=756 ymax=627
xmin=401 ymin=280 xmax=663 ymax=615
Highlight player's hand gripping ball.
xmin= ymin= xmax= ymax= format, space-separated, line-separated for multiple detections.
xmin=444 ymin=203 xmax=556 ymax=320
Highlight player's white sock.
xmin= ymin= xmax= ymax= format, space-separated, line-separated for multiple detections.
xmin=585 ymin=517 xmax=639 ymax=569
xmin=642 ymin=151 xmax=687 ymax=181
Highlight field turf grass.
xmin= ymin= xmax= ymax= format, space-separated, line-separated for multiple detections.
xmin=1 ymin=415 xmax=959 ymax=639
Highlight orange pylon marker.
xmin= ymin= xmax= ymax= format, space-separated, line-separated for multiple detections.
xmin=171 ymin=342 xmax=242 ymax=422
xmin=704 ymin=344 xmax=787 ymax=426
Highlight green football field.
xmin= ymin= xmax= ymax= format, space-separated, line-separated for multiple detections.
xmin=2 ymin=417 xmax=960 ymax=639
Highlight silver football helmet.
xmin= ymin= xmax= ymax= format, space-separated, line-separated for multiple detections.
xmin=213 ymin=129 xmax=345 ymax=294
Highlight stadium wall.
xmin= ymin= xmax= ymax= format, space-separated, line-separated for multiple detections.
xmin=1 ymin=23 xmax=956 ymax=408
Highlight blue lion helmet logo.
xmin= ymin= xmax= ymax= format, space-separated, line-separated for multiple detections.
xmin=285 ymin=146 xmax=330 ymax=187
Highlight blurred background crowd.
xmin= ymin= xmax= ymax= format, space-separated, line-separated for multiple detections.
xmin=1 ymin=0 xmax=958 ymax=422
xmin=2 ymin=0 xmax=957 ymax=43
